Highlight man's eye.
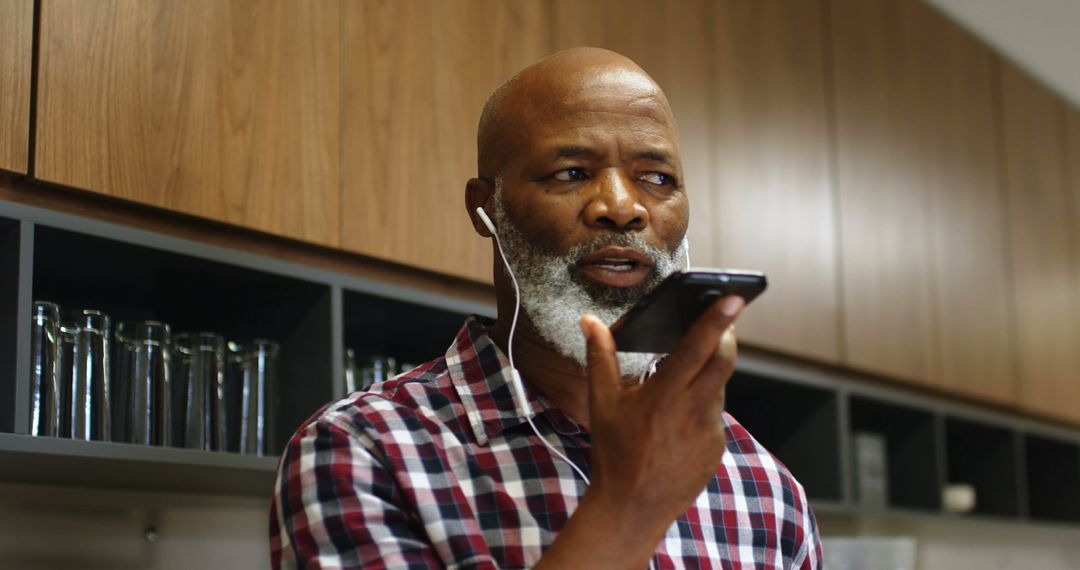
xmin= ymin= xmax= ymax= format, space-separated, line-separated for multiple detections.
xmin=640 ymin=172 xmax=677 ymax=187
xmin=552 ymin=168 xmax=589 ymax=182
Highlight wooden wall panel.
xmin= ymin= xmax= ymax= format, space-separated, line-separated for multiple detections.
xmin=830 ymin=0 xmax=1016 ymax=402
xmin=552 ymin=0 xmax=716 ymax=266
xmin=999 ymin=61 xmax=1080 ymax=423
xmin=34 ymin=0 xmax=341 ymax=246
xmin=1069 ymin=107 xmax=1080 ymax=290
xmin=0 ymin=0 xmax=33 ymax=174
xmin=341 ymin=0 xmax=549 ymax=283
xmin=830 ymin=0 xmax=941 ymax=385
xmin=710 ymin=0 xmax=840 ymax=362
xmin=913 ymin=4 xmax=1014 ymax=403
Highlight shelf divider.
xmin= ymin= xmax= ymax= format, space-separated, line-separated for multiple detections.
xmin=0 ymin=219 xmax=33 ymax=434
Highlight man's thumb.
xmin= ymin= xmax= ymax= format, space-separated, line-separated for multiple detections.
xmin=579 ymin=314 xmax=621 ymax=403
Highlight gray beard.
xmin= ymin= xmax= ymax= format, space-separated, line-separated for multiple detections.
xmin=489 ymin=191 xmax=686 ymax=378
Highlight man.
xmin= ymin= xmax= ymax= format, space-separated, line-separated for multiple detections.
xmin=272 ymin=47 xmax=821 ymax=569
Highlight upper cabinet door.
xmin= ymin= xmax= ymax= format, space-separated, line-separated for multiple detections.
xmin=830 ymin=0 xmax=937 ymax=384
xmin=915 ymin=8 xmax=1015 ymax=405
xmin=999 ymin=62 xmax=1080 ymax=424
xmin=34 ymin=0 xmax=341 ymax=247
xmin=709 ymin=0 xmax=839 ymax=363
xmin=829 ymin=0 xmax=1014 ymax=396
xmin=0 ymin=0 xmax=33 ymax=174
xmin=1070 ymin=108 xmax=1080 ymax=270
xmin=341 ymin=0 xmax=549 ymax=283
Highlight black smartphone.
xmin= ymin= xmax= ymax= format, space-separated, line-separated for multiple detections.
xmin=610 ymin=269 xmax=767 ymax=353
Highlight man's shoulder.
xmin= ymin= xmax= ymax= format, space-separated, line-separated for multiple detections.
xmin=721 ymin=411 xmax=809 ymax=498
xmin=298 ymin=357 xmax=464 ymax=438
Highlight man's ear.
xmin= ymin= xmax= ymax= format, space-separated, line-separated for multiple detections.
xmin=465 ymin=177 xmax=495 ymax=238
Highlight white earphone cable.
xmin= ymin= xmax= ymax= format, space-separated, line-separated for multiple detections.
xmin=485 ymin=210 xmax=592 ymax=485
xmin=481 ymin=207 xmax=683 ymax=568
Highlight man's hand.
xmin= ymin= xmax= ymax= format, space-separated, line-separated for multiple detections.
xmin=582 ymin=295 xmax=743 ymax=529
xmin=534 ymin=295 xmax=743 ymax=570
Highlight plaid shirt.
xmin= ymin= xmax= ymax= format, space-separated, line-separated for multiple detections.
xmin=271 ymin=316 xmax=822 ymax=569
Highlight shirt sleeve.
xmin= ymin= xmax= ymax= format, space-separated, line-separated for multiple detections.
xmin=271 ymin=413 xmax=443 ymax=570
xmin=793 ymin=492 xmax=824 ymax=570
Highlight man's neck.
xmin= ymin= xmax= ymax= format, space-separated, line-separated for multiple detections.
xmin=488 ymin=317 xmax=595 ymax=430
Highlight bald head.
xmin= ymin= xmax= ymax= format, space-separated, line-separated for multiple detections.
xmin=477 ymin=47 xmax=678 ymax=182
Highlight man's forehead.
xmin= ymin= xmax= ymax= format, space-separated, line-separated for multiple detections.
xmin=517 ymin=64 xmax=674 ymax=125
xmin=477 ymin=48 xmax=680 ymax=178
xmin=558 ymin=68 xmax=665 ymax=108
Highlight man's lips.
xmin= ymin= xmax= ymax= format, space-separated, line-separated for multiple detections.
xmin=576 ymin=246 xmax=653 ymax=288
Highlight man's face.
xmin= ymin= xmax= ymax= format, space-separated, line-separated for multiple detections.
xmin=494 ymin=67 xmax=689 ymax=296
xmin=486 ymin=67 xmax=689 ymax=373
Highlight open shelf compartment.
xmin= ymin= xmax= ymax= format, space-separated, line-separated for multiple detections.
xmin=1024 ymin=433 xmax=1080 ymax=523
xmin=725 ymin=371 xmax=843 ymax=502
xmin=944 ymin=416 xmax=1021 ymax=518
xmin=341 ymin=288 xmax=469 ymax=395
xmin=29 ymin=224 xmax=334 ymax=455
xmin=849 ymin=396 xmax=941 ymax=511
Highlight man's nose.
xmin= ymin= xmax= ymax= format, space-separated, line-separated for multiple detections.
xmin=584 ymin=169 xmax=649 ymax=230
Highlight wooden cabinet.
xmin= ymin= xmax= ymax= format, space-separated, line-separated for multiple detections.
xmin=34 ymin=0 xmax=341 ymax=246
xmin=1069 ymin=107 xmax=1080 ymax=278
xmin=709 ymin=0 xmax=840 ymax=363
xmin=340 ymin=0 xmax=549 ymax=283
xmin=829 ymin=0 xmax=1014 ymax=400
xmin=916 ymin=9 xmax=1015 ymax=405
xmin=0 ymin=0 xmax=33 ymax=174
xmin=830 ymin=0 xmax=938 ymax=384
xmin=999 ymin=61 xmax=1080 ymax=424
xmin=552 ymin=0 xmax=715 ymax=266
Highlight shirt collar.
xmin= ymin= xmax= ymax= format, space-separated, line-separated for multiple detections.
xmin=446 ymin=316 xmax=583 ymax=446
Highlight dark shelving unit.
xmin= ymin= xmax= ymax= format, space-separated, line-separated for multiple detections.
xmin=6 ymin=197 xmax=1080 ymax=528
xmin=725 ymin=371 xmax=843 ymax=502
xmin=32 ymin=225 xmax=334 ymax=455
xmin=944 ymin=416 xmax=1021 ymax=518
xmin=0 ymin=199 xmax=489 ymax=496
xmin=849 ymin=396 xmax=942 ymax=511
xmin=1024 ymin=433 xmax=1080 ymax=522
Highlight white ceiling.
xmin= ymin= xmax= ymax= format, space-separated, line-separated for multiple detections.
xmin=923 ymin=0 xmax=1080 ymax=108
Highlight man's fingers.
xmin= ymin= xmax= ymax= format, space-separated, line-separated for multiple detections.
xmin=719 ymin=325 xmax=737 ymax=363
xmin=653 ymin=295 xmax=744 ymax=389
xmin=579 ymin=313 xmax=621 ymax=404
xmin=690 ymin=325 xmax=738 ymax=400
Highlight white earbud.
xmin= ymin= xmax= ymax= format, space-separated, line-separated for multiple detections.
xmin=475 ymin=207 xmax=497 ymax=235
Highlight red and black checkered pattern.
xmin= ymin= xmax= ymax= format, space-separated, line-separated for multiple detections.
xmin=271 ymin=316 xmax=822 ymax=569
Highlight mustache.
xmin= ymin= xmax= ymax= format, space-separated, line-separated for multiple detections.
xmin=566 ymin=232 xmax=673 ymax=266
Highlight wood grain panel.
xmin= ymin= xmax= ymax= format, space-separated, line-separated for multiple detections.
xmin=1069 ymin=106 xmax=1080 ymax=290
xmin=829 ymin=0 xmax=1015 ymax=401
xmin=710 ymin=0 xmax=840 ymax=362
xmin=998 ymin=61 xmax=1080 ymax=423
xmin=829 ymin=0 xmax=942 ymax=385
xmin=913 ymin=4 xmax=1015 ymax=404
xmin=342 ymin=0 xmax=549 ymax=283
xmin=0 ymin=0 xmax=33 ymax=174
xmin=552 ymin=0 xmax=716 ymax=266
xmin=35 ymin=0 xmax=340 ymax=246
